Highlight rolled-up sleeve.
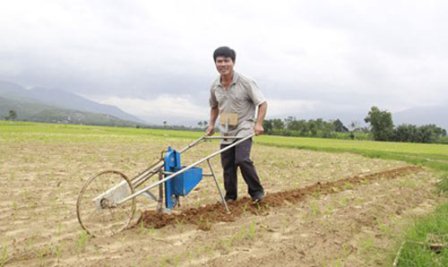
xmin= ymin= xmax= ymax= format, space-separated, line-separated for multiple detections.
xmin=247 ymin=80 xmax=266 ymax=106
xmin=209 ymin=87 xmax=218 ymax=108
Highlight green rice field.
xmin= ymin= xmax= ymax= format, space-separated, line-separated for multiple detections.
xmin=2 ymin=121 xmax=447 ymax=171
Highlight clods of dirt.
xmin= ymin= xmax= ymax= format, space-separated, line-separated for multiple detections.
xmin=136 ymin=165 xmax=422 ymax=230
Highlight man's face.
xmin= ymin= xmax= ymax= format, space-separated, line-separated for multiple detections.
xmin=215 ymin=56 xmax=234 ymax=76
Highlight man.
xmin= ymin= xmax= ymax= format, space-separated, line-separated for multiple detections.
xmin=206 ymin=46 xmax=268 ymax=203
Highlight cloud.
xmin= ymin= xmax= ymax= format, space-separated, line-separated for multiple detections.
xmin=99 ymin=94 xmax=321 ymax=125
xmin=1 ymin=0 xmax=447 ymax=124
xmin=99 ymin=95 xmax=209 ymax=125
xmin=267 ymin=99 xmax=319 ymax=118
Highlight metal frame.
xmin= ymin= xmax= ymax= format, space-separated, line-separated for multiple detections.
xmin=77 ymin=134 xmax=256 ymax=236
xmin=99 ymin=134 xmax=254 ymax=213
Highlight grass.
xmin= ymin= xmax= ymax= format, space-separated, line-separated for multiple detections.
xmin=76 ymin=231 xmax=90 ymax=253
xmin=2 ymin=120 xmax=446 ymax=170
xmin=0 ymin=244 xmax=8 ymax=267
xmin=394 ymin=202 xmax=448 ymax=266
xmin=0 ymin=120 xmax=201 ymax=143
xmin=257 ymin=135 xmax=448 ymax=171
xmin=2 ymin=120 xmax=448 ymax=264
xmin=215 ymin=221 xmax=258 ymax=254
xmin=437 ymin=173 xmax=448 ymax=194
xmin=388 ymin=171 xmax=448 ymax=266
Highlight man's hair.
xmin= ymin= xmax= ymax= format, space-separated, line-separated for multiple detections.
xmin=213 ymin=46 xmax=236 ymax=62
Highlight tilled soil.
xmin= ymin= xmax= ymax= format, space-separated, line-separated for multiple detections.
xmin=0 ymin=137 xmax=444 ymax=267
xmin=137 ymin=166 xmax=423 ymax=229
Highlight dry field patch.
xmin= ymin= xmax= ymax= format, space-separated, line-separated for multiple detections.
xmin=0 ymin=137 xmax=444 ymax=266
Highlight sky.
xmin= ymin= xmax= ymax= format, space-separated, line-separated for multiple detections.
xmin=0 ymin=0 xmax=447 ymax=126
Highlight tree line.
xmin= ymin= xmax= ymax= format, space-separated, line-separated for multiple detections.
xmin=364 ymin=106 xmax=446 ymax=143
xmin=262 ymin=117 xmax=356 ymax=139
xmin=5 ymin=107 xmax=446 ymax=144
xmin=3 ymin=110 xmax=17 ymax=120
xmin=262 ymin=106 xmax=447 ymax=144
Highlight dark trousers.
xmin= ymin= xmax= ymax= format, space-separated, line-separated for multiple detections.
xmin=220 ymin=139 xmax=264 ymax=200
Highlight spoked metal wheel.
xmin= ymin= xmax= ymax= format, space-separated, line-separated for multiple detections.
xmin=76 ymin=170 xmax=136 ymax=237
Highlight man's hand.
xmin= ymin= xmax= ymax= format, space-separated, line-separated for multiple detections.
xmin=206 ymin=125 xmax=215 ymax=136
xmin=254 ymin=123 xmax=264 ymax=136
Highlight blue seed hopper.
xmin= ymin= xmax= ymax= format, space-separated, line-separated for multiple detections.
xmin=163 ymin=147 xmax=203 ymax=209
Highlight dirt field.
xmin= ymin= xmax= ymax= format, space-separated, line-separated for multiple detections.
xmin=0 ymin=136 xmax=444 ymax=266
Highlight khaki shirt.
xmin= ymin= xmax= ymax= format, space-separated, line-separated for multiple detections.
xmin=209 ymin=72 xmax=266 ymax=144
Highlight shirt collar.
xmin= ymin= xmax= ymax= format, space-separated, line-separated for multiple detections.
xmin=219 ymin=71 xmax=239 ymax=88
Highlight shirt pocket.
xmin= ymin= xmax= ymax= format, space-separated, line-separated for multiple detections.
xmin=234 ymin=88 xmax=247 ymax=101
xmin=215 ymin=90 xmax=227 ymax=103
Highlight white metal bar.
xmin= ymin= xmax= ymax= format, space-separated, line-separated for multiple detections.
xmin=178 ymin=135 xmax=206 ymax=153
xmin=207 ymin=159 xmax=229 ymax=213
xmin=132 ymin=163 xmax=163 ymax=188
xmin=93 ymin=136 xmax=206 ymax=203
xmin=117 ymin=134 xmax=254 ymax=205
xmin=132 ymin=135 xmax=206 ymax=188
xmin=204 ymin=136 xmax=242 ymax=140
xmin=142 ymin=191 xmax=158 ymax=202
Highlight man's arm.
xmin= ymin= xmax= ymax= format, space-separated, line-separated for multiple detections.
xmin=206 ymin=106 xmax=219 ymax=136
xmin=254 ymin=101 xmax=267 ymax=135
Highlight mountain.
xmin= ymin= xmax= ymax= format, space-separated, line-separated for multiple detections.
xmin=0 ymin=96 xmax=141 ymax=126
xmin=0 ymin=81 xmax=143 ymax=123
xmin=394 ymin=106 xmax=448 ymax=130
xmin=0 ymin=81 xmax=145 ymax=126
xmin=28 ymin=87 xmax=144 ymax=123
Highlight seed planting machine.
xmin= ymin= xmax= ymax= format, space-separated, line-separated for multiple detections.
xmin=76 ymin=134 xmax=253 ymax=237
